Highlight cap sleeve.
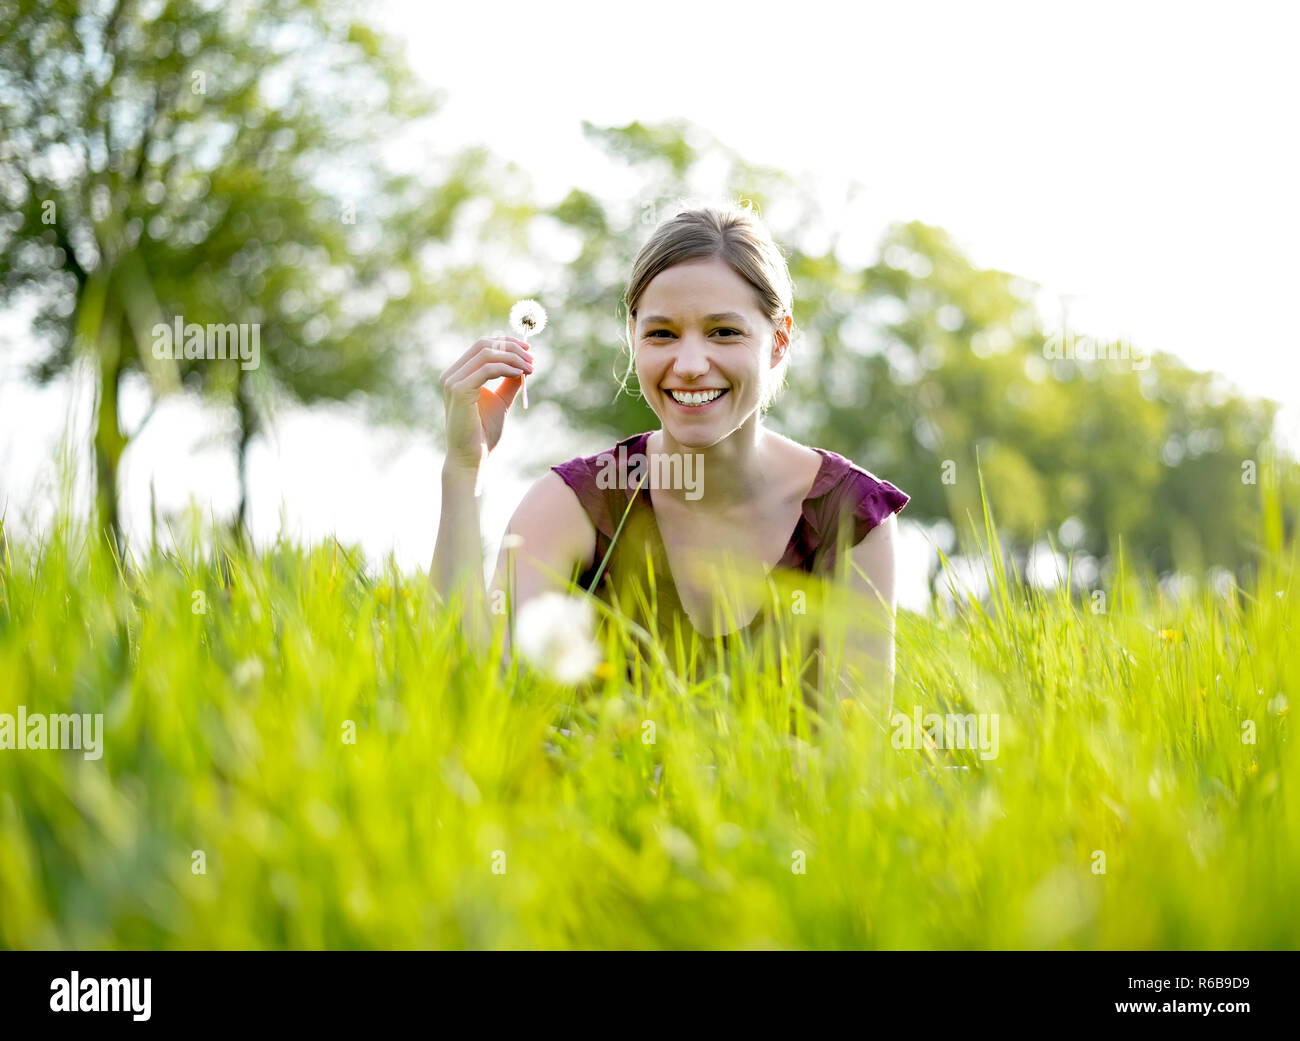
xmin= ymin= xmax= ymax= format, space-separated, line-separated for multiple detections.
xmin=808 ymin=464 xmax=909 ymax=572
xmin=845 ymin=469 xmax=909 ymax=544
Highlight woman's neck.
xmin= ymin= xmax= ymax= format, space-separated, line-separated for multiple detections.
xmin=647 ymin=418 xmax=775 ymax=510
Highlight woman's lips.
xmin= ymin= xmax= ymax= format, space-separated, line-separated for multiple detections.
xmin=665 ymin=388 xmax=729 ymax=412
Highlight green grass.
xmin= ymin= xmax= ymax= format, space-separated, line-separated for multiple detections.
xmin=0 ymin=478 xmax=1296 ymax=950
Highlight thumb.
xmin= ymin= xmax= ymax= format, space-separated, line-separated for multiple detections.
xmin=492 ymin=372 xmax=524 ymax=410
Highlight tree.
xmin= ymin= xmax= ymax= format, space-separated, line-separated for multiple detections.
xmin=0 ymin=0 xmax=492 ymax=551
xmin=522 ymin=120 xmax=1296 ymax=591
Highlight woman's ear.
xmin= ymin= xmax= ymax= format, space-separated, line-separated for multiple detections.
xmin=772 ymin=313 xmax=793 ymax=360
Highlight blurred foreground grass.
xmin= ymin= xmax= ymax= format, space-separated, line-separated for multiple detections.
xmin=0 ymin=490 xmax=1296 ymax=950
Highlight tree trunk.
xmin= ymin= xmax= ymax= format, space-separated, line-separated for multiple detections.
xmin=93 ymin=304 xmax=127 ymax=558
xmin=235 ymin=368 xmax=254 ymax=543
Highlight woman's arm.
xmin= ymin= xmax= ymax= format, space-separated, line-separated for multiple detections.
xmin=483 ymin=471 xmax=598 ymax=666
xmin=824 ymin=513 xmax=900 ymax=720
xmin=432 ymin=461 xmax=495 ymax=654
xmin=432 ymin=467 xmax=597 ymax=669
xmin=430 ymin=334 xmax=534 ymax=655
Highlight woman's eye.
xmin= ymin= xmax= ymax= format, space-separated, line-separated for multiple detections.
xmin=646 ymin=329 xmax=741 ymax=338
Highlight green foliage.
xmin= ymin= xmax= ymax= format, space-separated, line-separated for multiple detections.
xmin=2 ymin=0 xmax=432 ymax=394
xmin=529 ymin=126 xmax=1297 ymax=591
xmin=0 ymin=0 xmax=506 ymax=540
xmin=0 ymin=483 xmax=1296 ymax=949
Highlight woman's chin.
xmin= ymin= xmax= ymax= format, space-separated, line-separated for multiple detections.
xmin=654 ymin=398 xmax=751 ymax=444
xmin=663 ymin=426 xmax=732 ymax=452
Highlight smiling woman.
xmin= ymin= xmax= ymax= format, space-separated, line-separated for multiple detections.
xmin=433 ymin=199 xmax=909 ymax=724
xmin=549 ymin=428 xmax=909 ymax=718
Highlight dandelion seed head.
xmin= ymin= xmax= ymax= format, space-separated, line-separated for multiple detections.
xmin=510 ymin=299 xmax=547 ymax=339
xmin=233 ymin=658 xmax=264 ymax=688
xmin=656 ymin=824 xmax=699 ymax=866
xmin=516 ymin=591 xmax=602 ymax=684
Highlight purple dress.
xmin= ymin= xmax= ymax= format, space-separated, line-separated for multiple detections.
xmin=549 ymin=431 xmax=909 ymax=699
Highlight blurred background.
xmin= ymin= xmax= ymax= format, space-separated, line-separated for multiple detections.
xmin=3 ymin=0 xmax=1298 ymax=612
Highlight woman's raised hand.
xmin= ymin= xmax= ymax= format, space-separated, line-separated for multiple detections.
xmin=438 ymin=336 xmax=535 ymax=471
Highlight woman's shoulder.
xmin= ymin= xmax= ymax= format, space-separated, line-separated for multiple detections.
xmin=551 ymin=431 xmax=649 ymax=474
xmin=548 ymin=431 xmax=651 ymax=538
xmin=799 ymin=443 xmax=910 ymax=554
xmin=808 ymin=446 xmax=908 ymax=501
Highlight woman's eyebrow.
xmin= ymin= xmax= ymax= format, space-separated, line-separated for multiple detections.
xmin=643 ymin=312 xmax=748 ymax=325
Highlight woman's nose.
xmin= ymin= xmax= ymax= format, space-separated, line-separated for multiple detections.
xmin=672 ymin=334 xmax=711 ymax=376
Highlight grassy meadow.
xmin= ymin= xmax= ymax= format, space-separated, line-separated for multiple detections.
xmin=0 ymin=477 xmax=1296 ymax=951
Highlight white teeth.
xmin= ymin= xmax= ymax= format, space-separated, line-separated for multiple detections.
xmin=668 ymin=388 xmax=726 ymax=406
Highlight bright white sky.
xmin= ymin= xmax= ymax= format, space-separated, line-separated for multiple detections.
xmin=2 ymin=0 xmax=1298 ymax=611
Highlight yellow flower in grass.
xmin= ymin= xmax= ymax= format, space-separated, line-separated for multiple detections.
xmin=1158 ymin=628 xmax=1177 ymax=642
xmin=374 ymin=584 xmax=411 ymax=607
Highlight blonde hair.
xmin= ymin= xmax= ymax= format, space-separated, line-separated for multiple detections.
xmin=619 ymin=198 xmax=796 ymax=414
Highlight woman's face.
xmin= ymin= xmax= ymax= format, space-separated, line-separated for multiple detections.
xmin=632 ymin=256 xmax=786 ymax=444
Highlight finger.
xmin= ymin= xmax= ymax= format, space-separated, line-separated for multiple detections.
xmin=439 ymin=337 xmax=495 ymax=381
xmin=447 ymin=363 xmax=529 ymax=396
xmin=441 ymin=353 xmax=533 ymax=395
xmin=496 ymin=337 xmax=535 ymax=367
xmin=491 ymin=371 xmax=524 ymax=409
xmin=445 ymin=360 xmax=531 ymax=394
xmin=441 ymin=341 xmax=534 ymax=387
